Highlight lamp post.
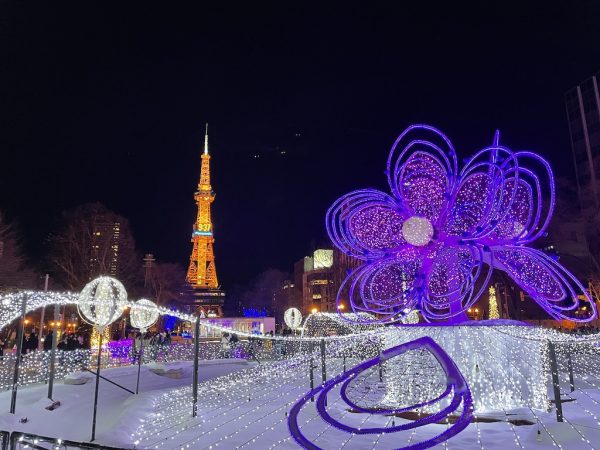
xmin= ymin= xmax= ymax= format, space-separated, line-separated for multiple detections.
xmin=9 ymin=293 xmax=27 ymax=414
xmin=77 ymin=276 xmax=127 ymax=442
xmin=130 ymin=299 xmax=159 ymax=394
xmin=47 ymin=304 xmax=60 ymax=400
xmin=38 ymin=274 xmax=49 ymax=350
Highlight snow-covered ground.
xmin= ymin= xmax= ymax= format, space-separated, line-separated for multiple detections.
xmin=0 ymin=359 xmax=253 ymax=447
xmin=1 ymin=355 xmax=600 ymax=449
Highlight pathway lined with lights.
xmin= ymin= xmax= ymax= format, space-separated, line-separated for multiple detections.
xmin=126 ymin=345 xmax=600 ymax=450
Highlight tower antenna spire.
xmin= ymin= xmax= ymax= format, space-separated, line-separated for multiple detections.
xmin=204 ymin=123 xmax=209 ymax=155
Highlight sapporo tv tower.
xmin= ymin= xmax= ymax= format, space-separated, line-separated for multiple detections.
xmin=185 ymin=124 xmax=225 ymax=316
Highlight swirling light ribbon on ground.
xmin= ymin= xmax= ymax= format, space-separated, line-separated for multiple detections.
xmin=288 ymin=336 xmax=474 ymax=450
xmin=326 ymin=124 xmax=597 ymax=323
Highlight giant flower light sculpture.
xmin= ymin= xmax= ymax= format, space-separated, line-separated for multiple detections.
xmin=326 ymin=124 xmax=597 ymax=323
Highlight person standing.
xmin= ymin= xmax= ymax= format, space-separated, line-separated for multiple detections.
xmin=220 ymin=332 xmax=230 ymax=357
xmin=29 ymin=332 xmax=39 ymax=352
xmin=21 ymin=334 xmax=30 ymax=355
xmin=133 ymin=332 xmax=142 ymax=363
xmin=43 ymin=330 xmax=53 ymax=351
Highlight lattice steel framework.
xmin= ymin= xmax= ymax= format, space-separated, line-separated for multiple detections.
xmin=186 ymin=125 xmax=219 ymax=289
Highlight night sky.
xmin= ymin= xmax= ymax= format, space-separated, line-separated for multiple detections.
xmin=1 ymin=2 xmax=600 ymax=287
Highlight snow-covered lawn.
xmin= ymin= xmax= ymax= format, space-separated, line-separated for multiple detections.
xmin=0 ymin=359 xmax=253 ymax=447
xmin=1 ymin=356 xmax=600 ymax=449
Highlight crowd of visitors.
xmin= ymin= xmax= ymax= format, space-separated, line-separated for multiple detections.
xmin=557 ymin=325 xmax=600 ymax=335
xmin=133 ymin=330 xmax=172 ymax=362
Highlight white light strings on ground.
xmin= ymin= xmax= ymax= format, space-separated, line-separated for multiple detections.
xmin=5 ymin=294 xmax=600 ymax=449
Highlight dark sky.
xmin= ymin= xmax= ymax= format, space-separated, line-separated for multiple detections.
xmin=1 ymin=1 xmax=600 ymax=287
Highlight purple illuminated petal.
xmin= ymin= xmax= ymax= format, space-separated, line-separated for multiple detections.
xmin=494 ymin=246 xmax=596 ymax=321
xmin=398 ymin=152 xmax=449 ymax=222
xmin=350 ymin=205 xmax=405 ymax=250
xmin=490 ymin=178 xmax=533 ymax=241
xmin=387 ymin=125 xmax=457 ymax=224
xmin=340 ymin=251 xmax=422 ymax=324
xmin=326 ymin=189 xmax=406 ymax=260
xmin=422 ymin=244 xmax=492 ymax=321
xmin=445 ymin=172 xmax=494 ymax=236
xmin=507 ymin=152 xmax=555 ymax=244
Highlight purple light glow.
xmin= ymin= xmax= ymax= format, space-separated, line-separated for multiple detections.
xmin=326 ymin=124 xmax=597 ymax=323
xmin=287 ymin=336 xmax=474 ymax=450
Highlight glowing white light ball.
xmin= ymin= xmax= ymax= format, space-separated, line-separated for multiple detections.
xmin=401 ymin=216 xmax=433 ymax=246
xmin=130 ymin=298 xmax=160 ymax=332
xmin=284 ymin=307 xmax=302 ymax=329
xmin=400 ymin=309 xmax=420 ymax=324
xmin=78 ymin=276 xmax=127 ymax=329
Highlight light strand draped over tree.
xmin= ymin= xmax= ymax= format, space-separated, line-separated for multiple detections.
xmin=488 ymin=286 xmax=500 ymax=320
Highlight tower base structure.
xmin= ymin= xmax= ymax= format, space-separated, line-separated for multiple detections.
xmin=180 ymin=288 xmax=225 ymax=317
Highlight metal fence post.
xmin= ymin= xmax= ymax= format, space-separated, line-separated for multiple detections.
xmin=91 ymin=331 xmax=104 ymax=441
xmin=135 ymin=336 xmax=144 ymax=395
xmin=309 ymin=341 xmax=314 ymax=402
xmin=548 ymin=341 xmax=563 ymax=422
xmin=47 ymin=303 xmax=60 ymax=399
xmin=192 ymin=319 xmax=200 ymax=418
xmin=567 ymin=353 xmax=575 ymax=392
xmin=320 ymin=339 xmax=326 ymax=384
xmin=10 ymin=294 xmax=27 ymax=414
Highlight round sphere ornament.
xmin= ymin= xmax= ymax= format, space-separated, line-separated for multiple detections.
xmin=130 ymin=298 xmax=160 ymax=332
xmin=284 ymin=307 xmax=302 ymax=329
xmin=401 ymin=216 xmax=434 ymax=247
xmin=78 ymin=276 xmax=127 ymax=329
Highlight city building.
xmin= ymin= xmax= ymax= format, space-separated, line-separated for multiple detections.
xmin=196 ymin=317 xmax=275 ymax=339
xmin=566 ymin=70 xmax=600 ymax=214
xmin=273 ymin=248 xmax=362 ymax=320
xmin=184 ymin=125 xmax=225 ymax=316
xmin=565 ymin=70 xmax=600 ymax=278
xmin=272 ymin=279 xmax=300 ymax=326
xmin=332 ymin=247 xmax=362 ymax=310
xmin=291 ymin=249 xmax=335 ymax=314
xmin=89 ymin=217 xmax=121 ymax=277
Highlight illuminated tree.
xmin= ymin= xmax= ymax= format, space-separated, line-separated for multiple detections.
xmin=488 ymin=286 xmax=499 ymax=320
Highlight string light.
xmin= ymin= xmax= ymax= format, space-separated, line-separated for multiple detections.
xmin=77 ymin=276 xmax=127 ymax=329
xmin=488 ymin=285 xmax=500 ymax=320
xmin=130 ymin=298 xmax=160 ymax=332
xmin=283 ymin=308 xmax=302 ymax=330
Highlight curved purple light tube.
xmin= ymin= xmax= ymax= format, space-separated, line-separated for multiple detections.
xmin=287 ymin=336 xmax=473 ymax=450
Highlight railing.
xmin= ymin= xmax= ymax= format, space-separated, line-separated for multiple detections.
xmin=0 ymin=431 xmax=8 ymax=450
xmin=9 ymin=431 xmax=125 ymax=449
xmin=0 ymin=339 xmax=318 ymax=391
xmin=548 ymin=340 xmax=600 ymax=422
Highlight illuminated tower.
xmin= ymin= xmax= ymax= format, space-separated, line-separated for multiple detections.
xmin=185 ymin=124 xmax=225 ymax=316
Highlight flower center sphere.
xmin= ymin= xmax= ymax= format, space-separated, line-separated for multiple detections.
xmin=402 ymin=216 xmax=433 ymax=246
